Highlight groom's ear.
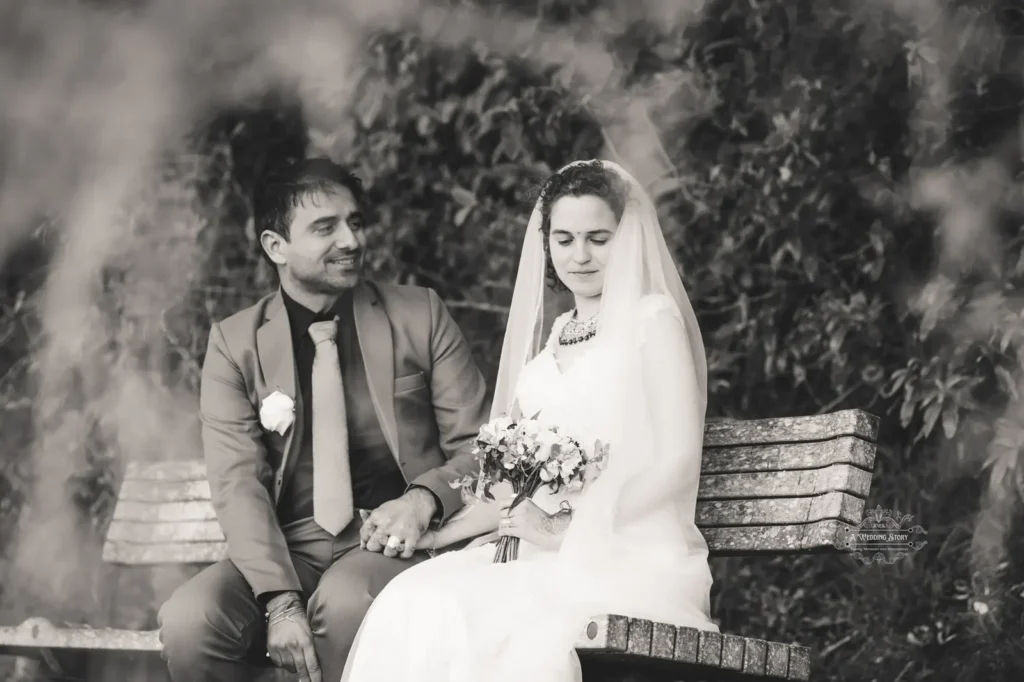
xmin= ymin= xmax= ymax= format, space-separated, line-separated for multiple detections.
xmin=259 ymin=230 xmax=288 ymax=266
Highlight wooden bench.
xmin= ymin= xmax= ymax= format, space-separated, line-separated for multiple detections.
xmin=0 ymin=408 xmax=879 ymax=681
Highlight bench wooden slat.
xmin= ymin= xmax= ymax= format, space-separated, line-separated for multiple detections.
xmin=106 ymin=520 xmax=225 ymax=543
xmin=698 ymin=491 xmax=864 ymax=526
xmin=115 ymin=462 xmax=871 ymax=507
xmin=698 ymin=631 xmax=723 ymax=667
xmin=0 ymin=619 xmax=161 ymax=652
xmin=650 ymin=621 xmax=675 ymax=659
xmin=703 ymin=408 xmax=877 ymax=447
xmin=767 ymin=641 xmax=790 ymax=677
xmin=0 ymin=614 xmax=811 ymax=681
xmin=699 ymin=464 xmax=871 ymax=499
xmin=743 ymin=639 xmax=769 ymax=675
xmin=674 ymin=627 xmax=699 ymax=662
xmin=788 ymin=646 xmax=811 ymax=679
xmin=113 ymin=500 xmax=218 ymax=522
xmin=101 ymin=540 xmax=228 ymax=564
xmin=703 ymin=518 xmax=852 ymax=553
xmin=701 ymin=436 xmax=875 ymax=473
xmin=117 ymin=478 xmax=211 ymax=503
xmin=102 ymin=517 xmax=853 ymax=565
xmin=118 ymin=430 xmax=878 ymax=488
xmin=105 ymin=492 xmax=865 ymax=549
xmin=720 ymin=633 xmax=745 ymax=671
xmin=121 ymin=460 xmax=210 ymax=483
xmin=577 ymin=615 xmax=810 ymax=681
xmin=626 ymin=618 xmax=652 ymax=655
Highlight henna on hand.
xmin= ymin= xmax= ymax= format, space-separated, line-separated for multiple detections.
xmin=540 ymin=507 xmax=573 ymax=538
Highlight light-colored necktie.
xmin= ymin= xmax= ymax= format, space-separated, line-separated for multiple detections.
xmin=308 ymin=317 xmax=354 ymax=535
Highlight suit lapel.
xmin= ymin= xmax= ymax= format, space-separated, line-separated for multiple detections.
xmin=353 ymin=282 xmax=400 ymax=464
xmin=257 ymin=291 xmax=302 ymax=493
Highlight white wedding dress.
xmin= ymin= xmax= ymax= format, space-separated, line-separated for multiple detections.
xmin=339 ymin=303 xmax=718 ymax=682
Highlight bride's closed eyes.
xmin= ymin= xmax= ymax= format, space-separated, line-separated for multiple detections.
xmin=552 ymin=231 xmax=606 ymax=246
xmin=552 ymin=230 xmax=612 ymax=247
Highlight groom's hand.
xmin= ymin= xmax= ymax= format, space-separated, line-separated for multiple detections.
xmin=265 ymin=592 xmax=321 ymax=682
xmin=361 ymin=487 xmax=438 ymax=559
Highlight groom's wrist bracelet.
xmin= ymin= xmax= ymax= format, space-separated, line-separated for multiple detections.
xmin=265 ymin=590 xmax=302 ymax=612
xmin=266 ymin=604 xmax=305 ymax=626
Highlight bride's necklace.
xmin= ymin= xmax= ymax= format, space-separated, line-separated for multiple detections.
xmin=558 ymin=309 xmax=598 ymax=346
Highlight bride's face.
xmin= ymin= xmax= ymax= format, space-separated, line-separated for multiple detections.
xmin=548 ymin=195 xmax=619 ymax=299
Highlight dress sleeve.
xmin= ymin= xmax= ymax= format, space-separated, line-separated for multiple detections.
xmin=617 ymin=295 xmax=706 ymax=520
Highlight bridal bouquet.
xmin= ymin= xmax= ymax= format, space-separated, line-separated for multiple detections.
xmin=451 ymin=411 xmax=609 ymax=563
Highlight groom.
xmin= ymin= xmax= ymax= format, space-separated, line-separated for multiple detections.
xmin=157 ymin=157 xmax=489 ymax=682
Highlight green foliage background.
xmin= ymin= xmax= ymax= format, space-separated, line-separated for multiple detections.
xmin=4 ymin=0 xmax=1024 ymax=680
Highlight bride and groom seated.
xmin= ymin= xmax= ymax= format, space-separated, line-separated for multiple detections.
xmin=156 ymin=156 xmax=717 ymax=682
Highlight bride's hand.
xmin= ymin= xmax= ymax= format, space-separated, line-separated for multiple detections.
xmin=498 ymin=498 xmax=570 ymax=552
xmin=414 ymin=529 xmax=439 ymax=552
xmin=465 ymin=531 xmax=500 ymax=550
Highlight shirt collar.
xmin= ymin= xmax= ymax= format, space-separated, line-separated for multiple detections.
xmin=280 ymin=288 xmax=351 ymax=342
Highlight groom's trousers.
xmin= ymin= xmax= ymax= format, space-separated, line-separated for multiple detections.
xmin=157 ymin=515 xmax=427 ymax=682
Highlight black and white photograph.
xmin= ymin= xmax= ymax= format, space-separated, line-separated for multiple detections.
xmin=0 ymin=1 xmax=1022 ymax=681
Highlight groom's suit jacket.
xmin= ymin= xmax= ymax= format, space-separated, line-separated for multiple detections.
xmin=199 ymin=281 xmax=489 ymax=597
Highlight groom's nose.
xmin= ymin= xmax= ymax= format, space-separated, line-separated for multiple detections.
xmin=333 ymin=226 xmax=359 ymax=249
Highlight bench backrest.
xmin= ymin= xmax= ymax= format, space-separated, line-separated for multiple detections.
xmin=102 ymin=409 xmax=878 ymax=565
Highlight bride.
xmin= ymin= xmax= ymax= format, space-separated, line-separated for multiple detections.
xmin=340 ymin=159 xmax=718 ymax=682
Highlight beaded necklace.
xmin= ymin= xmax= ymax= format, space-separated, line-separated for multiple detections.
xmin=557 ymin=309 xmax=598 ymax=346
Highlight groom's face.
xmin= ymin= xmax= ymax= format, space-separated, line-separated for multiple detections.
xmin=275 ymin=187 xmax=367 ymax=294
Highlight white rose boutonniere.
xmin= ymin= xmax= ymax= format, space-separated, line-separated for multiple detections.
xmin=259 ymin=390 xmax=295 ymax=435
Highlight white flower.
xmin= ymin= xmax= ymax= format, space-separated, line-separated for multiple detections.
xmin=560 ymin=452 xmax=583 ymax=478
xmin=533 ymin=430 xmax=560 ymax=462
xmin=517 ymin=418 xmax=541 ymax=439
xmin=259 ymin=390 xmax=295 ymax=435
xmin=480 ymin=415 xmax=514 ymax=443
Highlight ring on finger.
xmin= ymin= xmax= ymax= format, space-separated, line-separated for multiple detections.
xmin=386 ymin=535 xmax=403 ymax=550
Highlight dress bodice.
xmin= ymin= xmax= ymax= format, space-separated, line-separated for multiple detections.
xmin=513 ymin=312 xmax=613 ymax=517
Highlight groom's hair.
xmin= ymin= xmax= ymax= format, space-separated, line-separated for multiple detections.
xmin=537 ymin=160 xmax=629 ymax=292
xmin=252 ymin=157 xmax=368 ymax=242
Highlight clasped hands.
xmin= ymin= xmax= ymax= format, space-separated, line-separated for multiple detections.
xmin=359 ymin=487 xmax=437 ymax=558
xmin=359 ymin=488 xmax=571 ymax=556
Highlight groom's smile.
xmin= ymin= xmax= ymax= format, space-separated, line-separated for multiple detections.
xmin=262 ymin=185 xmax=370 ymax=304
xmin=326 ymin=252 xmax=361 ymax=270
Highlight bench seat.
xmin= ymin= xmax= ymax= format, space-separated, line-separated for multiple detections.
xmin=0 ymin=614 xmax=810 ymax=680
xmin=0 ymin=408 xmax=878 ymax=681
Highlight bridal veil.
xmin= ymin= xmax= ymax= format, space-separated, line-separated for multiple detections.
xmin=492 ymin=159 xmax=717 ymax=641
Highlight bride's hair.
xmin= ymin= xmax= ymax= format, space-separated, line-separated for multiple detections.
xmin=537 ymin=160 xmax=630 ymax=291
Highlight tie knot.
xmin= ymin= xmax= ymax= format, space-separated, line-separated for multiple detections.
xmin=308 ymin=318 xmax=339 ymax=345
